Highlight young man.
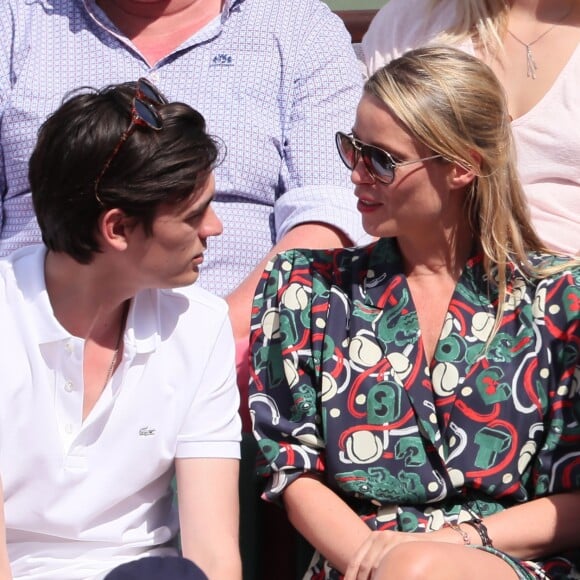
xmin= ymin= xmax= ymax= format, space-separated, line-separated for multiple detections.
xmin=0 ymin=80 xmax=242 ymax=580
xmin=0 ymin=0 xmax=368 ymax=414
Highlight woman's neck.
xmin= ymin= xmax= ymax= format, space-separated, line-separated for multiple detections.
xmin=508 ymin=0 xmax=576 ymax=19
xmin=397 ymin=226 xmax=474 ymax=283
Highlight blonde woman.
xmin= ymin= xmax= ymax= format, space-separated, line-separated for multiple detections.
xmin=249 ymin=46 xmax=580 ymax=580
xmin=363 ymin=0 xmax=580 ymax=257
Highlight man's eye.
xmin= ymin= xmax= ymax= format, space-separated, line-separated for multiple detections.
xmin=186 ymin=212 xmax=203 ymax=222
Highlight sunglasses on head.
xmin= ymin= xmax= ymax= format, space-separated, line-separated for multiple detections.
xmin=335 ymin=131 xmax=442 ymax=185
xmin=94 ymin=77 xmax=169 ymax=204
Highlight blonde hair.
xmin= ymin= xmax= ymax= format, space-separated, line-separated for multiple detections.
xmin=365 ymin=46 xmax=577 ymax=336
xmin=428 ymin=0 xmax=510 ymax=55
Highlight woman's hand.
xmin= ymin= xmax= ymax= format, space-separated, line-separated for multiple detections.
xmin=344 ymin=530 xmax=425 ymax=580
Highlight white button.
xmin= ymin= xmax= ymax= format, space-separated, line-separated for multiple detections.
xmin=149 ymin=71 xmax=160 ymax=82
xmin=65 ymin=341 xmax=73 ymax=353
xmin=64 ymin=454 xmax=87 ymax=470
xmin=65 ymin=423 xmax=73 ymax=434
xmin=64 ymin=381 xmax=74 ymax=393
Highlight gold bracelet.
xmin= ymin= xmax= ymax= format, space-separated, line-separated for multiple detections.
xmin=442 ymin=522 xmax=471 ymax=545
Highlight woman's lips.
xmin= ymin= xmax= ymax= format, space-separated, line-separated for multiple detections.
xmin=356 ymin=197 xmax=382 ymax=213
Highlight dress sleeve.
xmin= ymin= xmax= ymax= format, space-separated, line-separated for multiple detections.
xmin=249 ymin=249 xmax=328 ymax=501
xmin=273 ymin=3 xmax=367 ymax=246
xmin=531 ymin=267 xmax=580 ymax=496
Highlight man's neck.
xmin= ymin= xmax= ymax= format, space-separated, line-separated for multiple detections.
xmin=96 ymin=0 xmax=224 ymax=37
xmin=96 ymin=0 xmax=224 ymax=64
xmin=44 ymin=251 xmax=131 ymax=339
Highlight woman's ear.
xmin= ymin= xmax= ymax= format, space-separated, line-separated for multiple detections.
xmin=448 ymin=151 xmax=481 ymax=192
xmin=98 ymin=208 xmax=133 ymax=252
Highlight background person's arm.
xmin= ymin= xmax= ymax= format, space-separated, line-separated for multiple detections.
xmin=226 ymin=222 xmax=351 ymax=342
xmin=176 ymin=457 xmax=241 ymax=580
xmin=227 ymin=2 xmax=366 ymax=344
xmin=0 ymin=0 xmax=13 ymax=244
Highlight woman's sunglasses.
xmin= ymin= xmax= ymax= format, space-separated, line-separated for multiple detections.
xmin=335 ymin=131 xmax=442 ymax=185
xmin=94 ymin=77 xmax=169 ymax=204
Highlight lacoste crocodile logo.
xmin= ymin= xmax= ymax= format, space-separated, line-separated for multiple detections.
xmin=139 ymin=427 xmax=156 ymax=437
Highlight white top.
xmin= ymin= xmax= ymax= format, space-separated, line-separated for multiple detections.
xmin=0 ymin=245 xmax=242 ymax=580
xmin=362 ymin=0 xmax=580 ymax=256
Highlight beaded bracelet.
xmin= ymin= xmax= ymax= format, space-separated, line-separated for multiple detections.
xmin=442 ymin=522 xmax=471 ymax=545
xmin=464 ymin=517 xmax=493 ymax=547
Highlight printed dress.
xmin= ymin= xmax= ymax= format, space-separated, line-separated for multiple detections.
xmin=249 ymin=238 xmax=580 ymax=579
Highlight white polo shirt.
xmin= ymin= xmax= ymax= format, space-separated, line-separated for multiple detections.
xmin=0 ymin=245 xmax=241 ymax=580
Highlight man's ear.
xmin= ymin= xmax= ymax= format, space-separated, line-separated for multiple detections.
xmin=98 ymin=208 xmax=134 ymax=252
xmin=448 ymin=151 xmax=481 ymax=191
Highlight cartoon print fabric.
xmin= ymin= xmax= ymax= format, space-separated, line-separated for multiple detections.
xmin=249 ymin=238 xmax=580 ymax=579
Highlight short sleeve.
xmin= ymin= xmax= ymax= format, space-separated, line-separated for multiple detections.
xmin=176 ymin=313 xmax=242 ymax=460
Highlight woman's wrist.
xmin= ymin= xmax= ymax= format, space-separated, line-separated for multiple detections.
xmin=434 ymin=519 xmax=489 ymax=546
xmin=463 ymin=517 xmax=493 ymax=547
xmin=440 ymin=522 xmax=472 ymax=545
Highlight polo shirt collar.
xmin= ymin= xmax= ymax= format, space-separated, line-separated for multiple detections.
xmin=126 ymin=289 xmax=162 ymax=355
xmin=12 ymin=245 xmax=161 ymax=355
xmin=12 ymin=245 xmax=69 ymax=345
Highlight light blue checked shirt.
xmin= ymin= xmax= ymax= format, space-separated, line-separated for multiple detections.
xmin=0 ymin=0 xmax=366 ymax=296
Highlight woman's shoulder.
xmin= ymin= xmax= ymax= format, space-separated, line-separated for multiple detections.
xmin=271 ymin=240 xmax=390 ymax=274
xmin=260 ymin=240 xmax=391 ymax=296
xmin=520 ymin=252 xmax=580 ymax=311
xmin=528 ymin=252 xmax=580 ymax=278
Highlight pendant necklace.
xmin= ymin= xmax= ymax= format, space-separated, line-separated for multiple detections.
xmin=102 ymin=302 xmax=128 ymax=390
xmin=102 ymin=334 xmax=121 ymax=389
xmin=507 ymin=7 xmax=574 ymax=79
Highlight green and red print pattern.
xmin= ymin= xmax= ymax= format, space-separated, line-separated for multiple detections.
xmin=249 ymin=238 xmax=580 ymax=579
